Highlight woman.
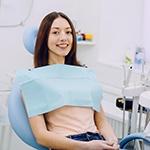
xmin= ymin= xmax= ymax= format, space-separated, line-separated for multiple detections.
xmin=16 ymin=12 xmax=120 ymax=150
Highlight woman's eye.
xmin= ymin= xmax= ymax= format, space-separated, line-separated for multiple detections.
xmin=66 ymin=31 xmax=72 ymax=34
xmin=52 ymin=31 xmax=59 ymax=34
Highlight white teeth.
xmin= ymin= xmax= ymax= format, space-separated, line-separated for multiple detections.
xmin=57 ymin=44 xmax=68 ymax=47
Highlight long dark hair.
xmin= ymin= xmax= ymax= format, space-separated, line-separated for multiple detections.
xmin=34 ymin=11 xmax=81 ymax=68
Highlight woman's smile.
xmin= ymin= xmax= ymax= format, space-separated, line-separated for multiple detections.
xmin=56 ymin=43 xmax=69 ymax=48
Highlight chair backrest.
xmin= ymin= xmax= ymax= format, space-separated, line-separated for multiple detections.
xmin=8 ymin=27 xmax=49 ymax=150
xmin=23 ymin=26 xmax=38 ymax=54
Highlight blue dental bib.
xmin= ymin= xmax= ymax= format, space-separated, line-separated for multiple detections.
xmin=15 ymin=64 xmax=102 ymax=117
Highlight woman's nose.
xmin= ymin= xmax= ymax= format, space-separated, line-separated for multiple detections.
xmin=59 ymin=32 xmax=67 ymax=41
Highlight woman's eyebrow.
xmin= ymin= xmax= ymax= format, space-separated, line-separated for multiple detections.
xmin=66 ymin=27 xmax=72 ymax=30
xmin=51 ymin=27 xmax=59 ymax=30
xmin=51 ymin=26 xmax=71 ymax=29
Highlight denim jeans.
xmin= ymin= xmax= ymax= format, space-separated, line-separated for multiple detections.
xmin=66 ymin=131 xmax=105 ymax=141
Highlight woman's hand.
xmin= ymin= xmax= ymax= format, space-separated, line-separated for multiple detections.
xmin=107 ymin=138 xmax=120 ymax=148
xmin=85 ymin=140 xmax=120 ymax=150
xmin=94 ymin=106 xmax=120 ymax=149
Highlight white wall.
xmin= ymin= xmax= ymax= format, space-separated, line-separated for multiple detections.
xmin=98 ymin=0 xmax=144 ymax=63
xmin=143 ymin=0 xmax=150 ymax=63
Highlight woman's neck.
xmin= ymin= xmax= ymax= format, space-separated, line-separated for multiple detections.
xmin=48 ymin=56 xmax=65 ymax=65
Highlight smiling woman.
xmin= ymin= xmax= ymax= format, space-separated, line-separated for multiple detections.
xmin=0 ymin=0 xmax=33 ymax=26
xmin=13 ymin=12 xmax=120 ymax=150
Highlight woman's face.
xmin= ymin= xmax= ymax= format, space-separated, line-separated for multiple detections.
xmin=47 ymin=17 xmax=73 ymax=64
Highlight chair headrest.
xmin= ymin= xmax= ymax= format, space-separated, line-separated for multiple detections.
xmin=23 ymin=26 xmax=38 ymax=54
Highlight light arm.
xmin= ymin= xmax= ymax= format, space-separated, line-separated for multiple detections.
xmin=94 ymin=105 xmax=118 ymax=145
xmin=28 ymin=114 xmax=89 ymax=150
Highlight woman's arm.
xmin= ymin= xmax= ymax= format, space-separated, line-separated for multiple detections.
xmin=29 ymin=115 xmax=87 ymax=150
xmin=94 ymin=105 xmax=119 ymax=147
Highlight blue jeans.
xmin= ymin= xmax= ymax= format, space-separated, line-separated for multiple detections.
xmin=66 ymin=131 xmax=105 ymax=141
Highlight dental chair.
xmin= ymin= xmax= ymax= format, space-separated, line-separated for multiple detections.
xmin=8 ymin=26 xmax=48 ymax=150
xmin=8 ymin=26 xmax=150 ymax=150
